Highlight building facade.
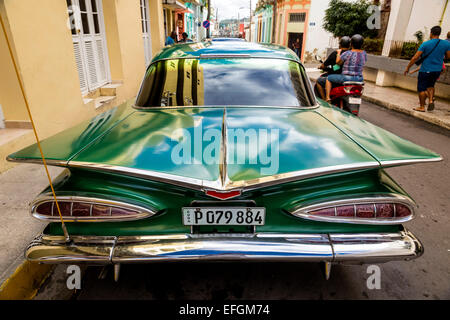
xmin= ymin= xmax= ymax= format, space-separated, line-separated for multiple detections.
xmin=0 ymin=0 xmax=166 ymax=172
xmin=162 ymin=0 xmax=207 ymax=42
xmin=254 ymin=3 xmax=273 ymax=43
xmin=252 ymin=0 xmax=311 ymax=61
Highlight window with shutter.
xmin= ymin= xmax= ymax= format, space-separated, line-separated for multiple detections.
xmin=73 ymin=41 xmax=88 ymax=93
xmin=67 ymin=0 xmax=110 ymax=94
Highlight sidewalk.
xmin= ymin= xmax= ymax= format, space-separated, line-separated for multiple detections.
xmin=306 ymin=69 xmax=450 ymax=130
xmin=0 ymin=164 xmax=63 ymax=296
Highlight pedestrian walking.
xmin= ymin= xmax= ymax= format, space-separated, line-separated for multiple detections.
xmin=165 ymin=31 xmax=177 ymax=46
xmin=404 ymin=26 xmax=450 ymax=112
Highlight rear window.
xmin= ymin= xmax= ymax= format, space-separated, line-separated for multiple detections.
xmin=135 ymin=58 xmax=315 ymax=108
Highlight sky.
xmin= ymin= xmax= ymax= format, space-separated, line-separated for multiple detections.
xmin=212 ymin=0 xmax=256 ymax=21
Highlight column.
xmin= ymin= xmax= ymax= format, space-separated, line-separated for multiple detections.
xmin=148 ymin=0 xmax=165 ymax=54
xmin=376 ymin=0 xmax=414 ymax=86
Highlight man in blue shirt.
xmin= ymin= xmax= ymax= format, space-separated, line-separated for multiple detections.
xmin=405 ymin=26 xmax=450 ymax=112
xmin=165 ymin=31 xmax=177 ymax=46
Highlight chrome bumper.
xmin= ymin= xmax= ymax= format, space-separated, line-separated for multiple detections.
xmin=26 ymin=230 xmax=423 ymax=264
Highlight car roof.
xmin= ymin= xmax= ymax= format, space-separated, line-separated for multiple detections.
xmin=151 ymin=40 xmax=300 ymax=63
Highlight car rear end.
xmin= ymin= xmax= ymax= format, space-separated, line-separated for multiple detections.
xmin=25 ymin=167 xmax=422 ymax=266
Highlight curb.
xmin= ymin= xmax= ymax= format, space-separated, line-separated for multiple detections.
xmin=361 ymin=95 xmax=450 ymax=131
xmin=308 ymin=73 xmax=450 ymax=131
xmin=0 ymin=260 xmax=54 ymax=300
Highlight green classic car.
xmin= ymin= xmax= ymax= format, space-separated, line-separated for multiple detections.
xmin=7 ymin=41 xmax=442 ymax=280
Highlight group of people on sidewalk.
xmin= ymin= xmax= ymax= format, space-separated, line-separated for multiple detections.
xmin=165 ymin=31 xmax=193 ymax=46
xmin=316 ymin=26 xmax=450 ymax=113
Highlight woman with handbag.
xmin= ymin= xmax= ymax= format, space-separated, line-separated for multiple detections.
xmin=404 ymin=26 xmax=450 ymax=112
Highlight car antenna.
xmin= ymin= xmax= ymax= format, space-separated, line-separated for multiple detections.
xmin=0 ymin=12 xmax=71 ymax=243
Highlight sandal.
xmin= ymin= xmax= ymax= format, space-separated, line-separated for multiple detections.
xmin=413 ymin=107 xmax=426 ymax=112
xmin=427 ymin=102 xmax=435 ymax=111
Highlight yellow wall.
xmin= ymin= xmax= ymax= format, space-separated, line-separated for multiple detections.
xmin=103 ymin=0 xmax=124 ymax=81
xmin=0 ymin=0 xmax=90 ymax=138
xmin=0 ymin=0 xmax=165 ymax=173
xmin=104 ymin=0 xmax=146 ymax=98
xmin=0 ymin=5 xmax=28 ymax=122
xmin=149 ymin=0 xmax=165 ymax=56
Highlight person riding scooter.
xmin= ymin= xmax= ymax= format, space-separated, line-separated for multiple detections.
xmin=325 ymin=34 xmax=367 ymax=102
xmin=316 ymin=36 xmax=351 ymax=100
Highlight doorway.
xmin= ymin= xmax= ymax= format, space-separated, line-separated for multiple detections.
xmin=288 ymin=32 xmax=303 ymax=58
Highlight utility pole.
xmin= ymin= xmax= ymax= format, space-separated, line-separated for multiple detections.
xmin=271 ymin=0 xmax=277 ymax=43
xmin=207 ymin=0 xmax=211 ymax=38
xmin=238 ymin=12 xmax=240 ymax=38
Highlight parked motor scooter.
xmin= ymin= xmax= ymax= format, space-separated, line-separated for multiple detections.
xmin=314 ymin=57 xmax=364 ymax=116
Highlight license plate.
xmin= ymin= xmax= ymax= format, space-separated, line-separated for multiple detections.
xmin=182 ymin=207 xmax=266 ymax=226
xmin=349 ymin=97 xmax=362 ymax=104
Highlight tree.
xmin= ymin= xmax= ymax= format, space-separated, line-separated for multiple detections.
xmin=323 ymin=0 xmax=379 ymax=38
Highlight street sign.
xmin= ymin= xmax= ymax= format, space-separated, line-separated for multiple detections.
xmin=202 ymin=20 xmax=210 ymax=29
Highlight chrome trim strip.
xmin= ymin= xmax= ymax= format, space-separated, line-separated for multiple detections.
xmin=67 ymin=161 xmax=207 ymax=191
xmin=290 ymin=194 xmax=415 ymax=225
xmin=5 ymin=156 xmax=68 ymax=167
xmin=25 ymin=230 xmax=423 ymax=264
xmin=149 ymin=56 xmax=302 ymax=65
xmin=132 ymin=104 xmax=320 ymax=111
xmin=30 ymin=195 xmax=156 ymax=222
xmin=380 ymin=157 xmax=443 ymax=167
xmin=66 ymin=161 xmax=380 ymax=192
xmin=199 ymin=54 xmax=251 ymax=58
xmin=224 ymin=162 xmax=380 ymax=192
xmin=329 ymin=230 xmax=423 ymax=262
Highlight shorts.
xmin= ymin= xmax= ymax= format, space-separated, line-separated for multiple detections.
xmin=317 ymin=75 xmax=341 ymax=89
xmin=417 ymin=71 xmax=441 ymax=92
xmin=327 ymin=74 xmax=363 ymax=85
xmin=317 ymin=76 xmax=327 ymax=87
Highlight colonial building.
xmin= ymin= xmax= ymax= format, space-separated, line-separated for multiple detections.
xmin=0 ymin=0 xmax=166 ymax=172
xmin=252 ymin=0 xmax=311 ymax=61
xmin=254 ymin=2 xmax=273 ymax=43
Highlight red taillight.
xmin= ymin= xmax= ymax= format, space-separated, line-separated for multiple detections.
xmin=32 ymin=198 xmax=154 ymax=222
xmin=306 ymin=202 xmax=412 ymax=223
xmin=336 ymin=205 xmax=354 ymax=217
xmin=375 ymin=203 xmax=394 ymax=218
xmin=395 ymin=204 xmax=411 ymax=217
xmin=356 ymin=204 xmax=375 ymax=218
xmin=330 ymin=85 xmax=363 ymax=98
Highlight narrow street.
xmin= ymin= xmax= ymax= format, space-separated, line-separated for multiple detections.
xmin=35 ymin=101 xmax=450 ymax=300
